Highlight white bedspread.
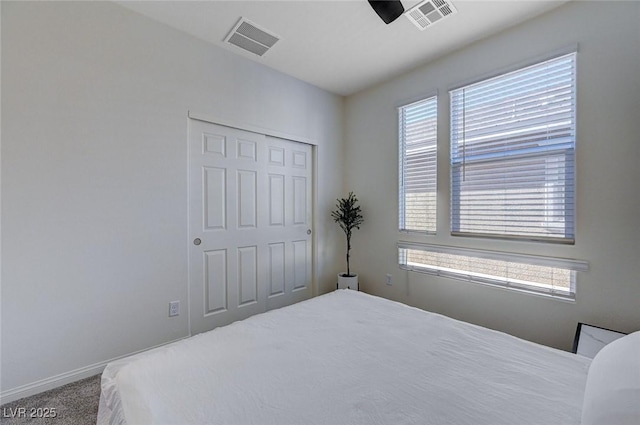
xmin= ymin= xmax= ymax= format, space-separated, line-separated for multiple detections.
xmin=99 ymin=290 xmax=590 ymax=425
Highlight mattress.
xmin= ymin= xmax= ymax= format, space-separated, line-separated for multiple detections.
xmin=98 ymin=290 xmax=591 ymax=425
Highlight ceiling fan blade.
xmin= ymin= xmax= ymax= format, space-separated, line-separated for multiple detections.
xmin=368 ymin=1 xmax=405 ymax=24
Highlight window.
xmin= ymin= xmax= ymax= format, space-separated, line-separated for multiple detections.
xmin=399 ymin=96 xmax=437 ymax=233
xmin=398 ymin=242 xmax=588 ymax=300
xmin=450 ymin=52 xmax=576 ymax=243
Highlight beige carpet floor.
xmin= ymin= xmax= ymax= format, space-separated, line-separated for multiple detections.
xmin=0 ymin=375 xmax=100 ymax=425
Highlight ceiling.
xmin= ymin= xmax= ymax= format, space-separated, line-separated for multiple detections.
xmin=116 ymin=0 xmax=568 ymax=96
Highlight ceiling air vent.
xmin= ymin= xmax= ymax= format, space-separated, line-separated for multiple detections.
xmin=406 ymin=0 xmax=458 ymax=30
xmin=224 ymin=18 xmax=280 ymax=57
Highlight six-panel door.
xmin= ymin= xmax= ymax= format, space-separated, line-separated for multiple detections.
xmin=189 ymin=119 xmax=313 ymax=334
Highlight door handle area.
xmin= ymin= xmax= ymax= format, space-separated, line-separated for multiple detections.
xmin=193 ymin=238 xmax=202 ymax=246
xmin=307 ymin=229 xmax=312 ymax=235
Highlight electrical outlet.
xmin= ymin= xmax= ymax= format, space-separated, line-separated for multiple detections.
xmin=386 ymin=273 xmax=393 ymax=286
xmin=169 ymin=301 xmax=180 ymax=317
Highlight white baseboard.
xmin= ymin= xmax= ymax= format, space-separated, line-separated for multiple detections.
xmin=0 ymin=336 xmax=188 ymax=405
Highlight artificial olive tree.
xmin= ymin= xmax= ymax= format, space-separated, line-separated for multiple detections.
xmin=331 ymin=192 xmax=364 ymax=277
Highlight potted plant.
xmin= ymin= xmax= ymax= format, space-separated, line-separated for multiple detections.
xmin=331 ymin=192 xmax=364 ymax=290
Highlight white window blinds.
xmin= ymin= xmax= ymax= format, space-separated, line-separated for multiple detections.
xmin=398 ymin=241 xmax=588 ymax=300
xmin=399 ymin=96 xmax=437 ymax=233
xmin=450 ymin=52 xmax=576 ymax=243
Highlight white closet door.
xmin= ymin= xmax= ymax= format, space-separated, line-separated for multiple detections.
xmin=263 ymin=135 xmax=313 ymax=312
xmin=189 ymin=119 xmax=313 ymax=334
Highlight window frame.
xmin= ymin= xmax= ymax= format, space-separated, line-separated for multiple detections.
xmin=398 ymin=94 xmax=438 ymax=234
xmin=449 ymin=51 xmax=577 ymax=244
xmin=398 ymin=241 xmax=588 ymax=301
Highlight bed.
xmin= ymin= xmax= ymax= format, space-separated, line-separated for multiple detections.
xmin=97 ymin=290 xmax=638 ymax=425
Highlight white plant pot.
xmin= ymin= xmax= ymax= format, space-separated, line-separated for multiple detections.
xmin=337 ymin=273 xmax=358 ymax=290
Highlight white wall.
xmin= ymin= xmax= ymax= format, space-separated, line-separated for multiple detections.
xmin=345 ymin=1 xmax=640 ymax=351
xmin=1 ymin=1 xmax=344 ymax=399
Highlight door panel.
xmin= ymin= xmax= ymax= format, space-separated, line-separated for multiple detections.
xmin=204 ymin=167 xmax=226 ymax=230
xmin=237 ymin=170 xmax=257 ymax=228
xmin=268 ymin=243 xmax=286 ymax=297
xmin=237 ymin=245 xmax=258 ymax=306
xmin=189 ymin=120 xmax=313 ymax=334
xmin=205 ymin=249 xmax=227 ymax=314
